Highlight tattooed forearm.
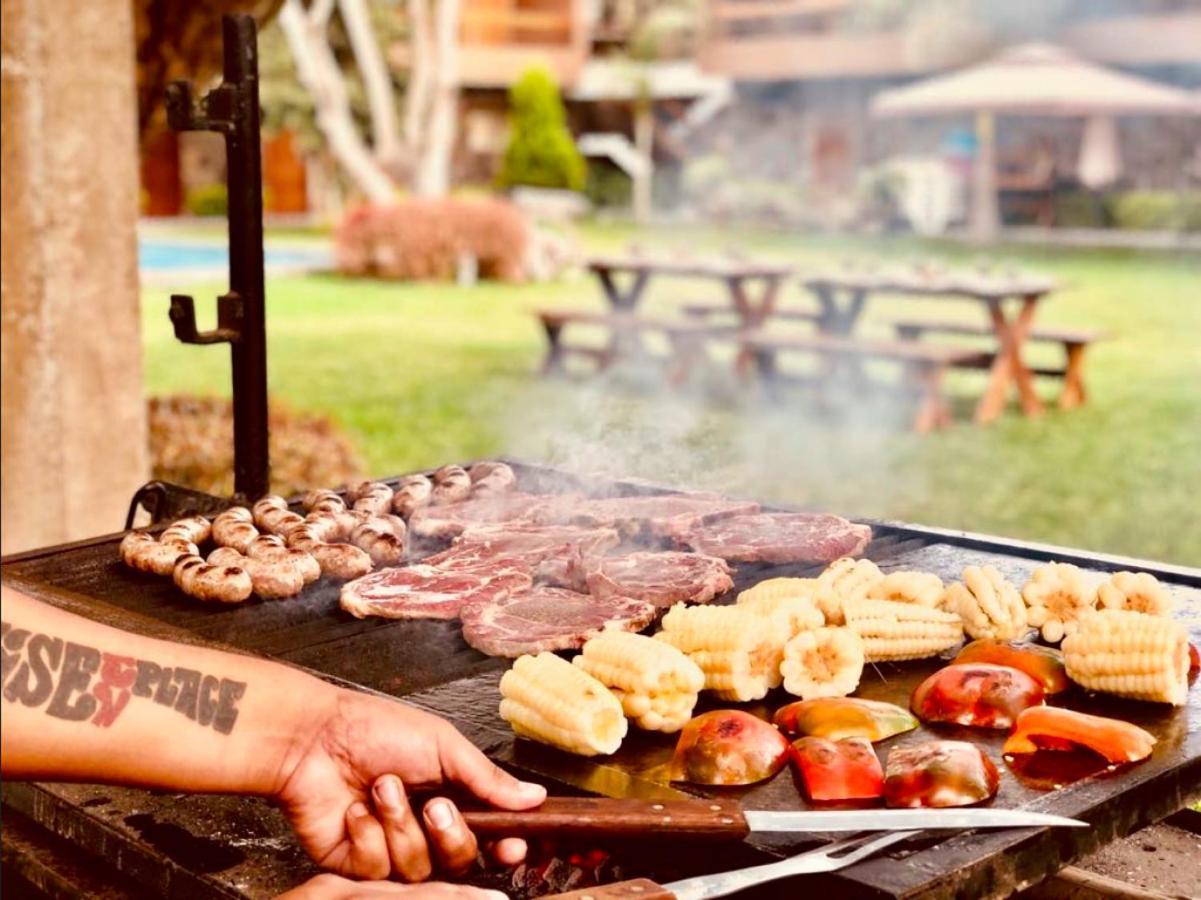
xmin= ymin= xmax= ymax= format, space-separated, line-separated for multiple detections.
xmin=1 ymin=621 xmax=245 ymax=734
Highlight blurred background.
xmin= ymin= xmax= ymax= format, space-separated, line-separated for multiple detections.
xmin=2 ymin=0 xmax=1199 ymax=562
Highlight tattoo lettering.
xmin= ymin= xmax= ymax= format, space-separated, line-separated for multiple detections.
xmin=0 ymin=621 xmax=245 ymax=733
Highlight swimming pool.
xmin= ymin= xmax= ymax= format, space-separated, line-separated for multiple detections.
xmin=139 ymin=239 xmax=330 ymax=273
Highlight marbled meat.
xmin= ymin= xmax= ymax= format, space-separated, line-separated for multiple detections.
xmin=340 ymin=558 xmax=532 ymax=620
xmin=453 ymin=522 xmax=621 ymax=564
xmin=459 ymin=587 xmax=657 ymax=657
xmin=674 ymin=512 xmax=872 ymax=565
xmin=408 ymin=492 xmax=549 ymax=540
xmin=532 ymin=493 xmax=760 ymax=539
xmin=573 ymin=551 xmax=734 ymax=607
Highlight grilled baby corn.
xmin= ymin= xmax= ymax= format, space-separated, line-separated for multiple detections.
xmin=780 ymin=626 xmax=865 ymax=699
xmin=499 ymin=652 xmax=628 ymax=755
xmin=869 ymin=571 xmax=944 ymax=608
xmin=814 ymin=558 xmax=884 ymax=625
xmin=1096 ymin=571 xmax=1175 ymax=618
xmin=1022 ymin=562 xmax=1096 ymax=644
xmin=1062 ymin=609 xmax=1190 ymax=706
xmin=574 ymin=631 xmax=705 ymax=733
xmin=945 ymin=565 xmax=1028 ymax=641
xmin=654 ymin=604 xmax=781 ymax=702
xmin=738 ymin=577 xmax=819 ymax=606
xmin=843 ymin=598 xmax=963 ymax=662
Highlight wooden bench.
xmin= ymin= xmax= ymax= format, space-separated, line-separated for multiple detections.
xmin=741 ymin=331 xmax=989 ymax=432
xmin=535 ymin=308 xmax=736 ymax=385
xmin=681 ymin=300 xmax=822 ymax=325
xmin=891 ymin=320 xmax=1108 ymax=410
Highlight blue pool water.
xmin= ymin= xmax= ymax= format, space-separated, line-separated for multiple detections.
xmin=139 ymin=239 xmax=329 ymax=272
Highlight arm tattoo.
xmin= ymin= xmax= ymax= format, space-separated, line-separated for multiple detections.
xmin=1 ymin=621 xmax=245 ymax=734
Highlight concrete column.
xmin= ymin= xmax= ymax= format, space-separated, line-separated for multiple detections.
xmin=2 ymin=0 xmax=148 ymax=553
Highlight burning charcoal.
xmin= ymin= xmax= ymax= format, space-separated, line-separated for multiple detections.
xmin=670 ymin=710 xmax=791 ymax=786
xmin=884 ymin=741 xmax=999 ymax=808
xmin=791 ymin=736 xmax=884 ymax=803
xmin=953 ymin=639 xmax=1070 ymax=694
xmin=773 ymin=697 xmax=917 ymax=743
xmin=911 ymin=663 xmax=1045 ymax=730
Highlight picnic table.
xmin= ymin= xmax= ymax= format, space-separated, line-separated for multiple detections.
xmin=799 ymin=266 xmax=1062 ymax=424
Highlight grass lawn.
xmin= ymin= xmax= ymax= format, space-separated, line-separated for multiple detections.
xmin=141 ymin=221 xmax=1201 ymax=565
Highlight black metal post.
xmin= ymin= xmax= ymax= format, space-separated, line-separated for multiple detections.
xmin=163 ymin=14 xmax=270 ymax=500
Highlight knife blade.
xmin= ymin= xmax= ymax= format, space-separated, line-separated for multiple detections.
xmin=461 ymin=797 xmax=1086 ymax=841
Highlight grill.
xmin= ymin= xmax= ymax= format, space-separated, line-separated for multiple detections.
xmin=3 ymin=461 xmax=1199 ymax=899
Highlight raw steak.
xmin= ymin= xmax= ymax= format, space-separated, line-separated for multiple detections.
xmin=340 ymin=559 xmax=532 ymax=620
xmin=459 ymin=587 xmax=657 ymax=657
xmin=577 ymin=551 xmax=735 ymax=607
xmin=453 ymin=523 xmax=621 ymax=564
xmin=674 ymin=512 xmax=872 ymax=565
xmin=532 ymin=493 xmax=760 ymax=539
xmin=408 ymin=492 xmax=548 ymax=540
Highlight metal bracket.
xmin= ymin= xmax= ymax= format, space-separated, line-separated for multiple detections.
xmin=165 ymin=81 xmax=239 ymax=135
xmin=169 ymin=292 xmax=244 ymax=345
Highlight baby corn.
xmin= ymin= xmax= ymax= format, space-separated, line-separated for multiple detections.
xmin=654 ymin=604 xmax=781 ymax=702
xmin=843 ymin=598 xmax=963 ymax=662
xmin=814 ymin=558 xmax=884 ymax=625
xmin=737 ymin=591 xmax=824 ymax=636
xmin=1096 ymin=571 xmax=1175 ymax=618
xmin=945 ymin=565 xmax=1028 ymax=641
xmin=499 ymin=652 xmax=627 ymax=755
xmin=869 ymin=571 xmax=944 ymax=609
xmin=780 ymin=626 xmax=865 ymax=699
xmin=1062 ymin=609 xmax=1190 ymax=706
xmin=1022 ymin=562 xmax=1096 ymax=644
xmin=738 ymin=577 xmax=819 ymax=606
xmin=574 ymin=631 xmax=704 ymax=733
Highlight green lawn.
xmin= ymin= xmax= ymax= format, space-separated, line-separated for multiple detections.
xmin=141 ymin=222 xmax=1201 ymax=565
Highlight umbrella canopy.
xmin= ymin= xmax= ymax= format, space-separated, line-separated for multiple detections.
xmin=872 ymin=43 xmax=1198 ymax=118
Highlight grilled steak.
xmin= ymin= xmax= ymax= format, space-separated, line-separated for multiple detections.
xmin=340 ymin=558 xmax=532 ymax=620
xmin=459 ymin=587 xmax=657 ymax=657
xmin=454 ymin=523 xmax=621 ymax=564
xmin=531 ymin=493 xmax=760 ymax=539
xmin=674 ymin=512 xmax=872 ymax=565
xmin=576 ymin=551 xmax=735 ymax=607
xmin=408 ymin=493 xmax=548 ymax=540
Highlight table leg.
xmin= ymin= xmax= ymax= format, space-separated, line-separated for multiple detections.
xmin=975 ymin=296 xmax=1044 ymax=423
xmin=912 ymin=363 xmax=952 ymax=433
xmin=540 ymin=321 xmax=566 ymax=376
xmin=1059 ymin=342 xmax=1088 ymax=410
xmin=728 ymin=275 xmax=786 ymax=327
xmin=596 ymin=269 xmax=650 ymax=312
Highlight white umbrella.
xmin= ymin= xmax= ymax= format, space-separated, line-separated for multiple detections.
xmin=870 ymin=43 xmax=1199 ymax=239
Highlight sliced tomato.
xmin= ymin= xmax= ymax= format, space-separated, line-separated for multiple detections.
xmin=1002 ymin=706 xmax=1155 ymax=765
xmin=883 ymin=741 xmax=999 ymax=808
xmin=669 ymin=710 xmax=791 ymax=786
xmin=773 ymin=697 xmax=917 ymax=743
xmin=953 ymin=639 xmax=1070 ymax=694
xmin=911 ymin=663 xmax=1045 ymax=730
xmin=792 ymin=737 xmax=884 ymax=803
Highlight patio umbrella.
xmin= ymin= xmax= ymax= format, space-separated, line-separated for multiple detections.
xmin=870 ymin=43 xmax=1199 ymax=240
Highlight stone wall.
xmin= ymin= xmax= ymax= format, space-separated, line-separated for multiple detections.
xmin=1 ymin=0 xmax=148 ymax=553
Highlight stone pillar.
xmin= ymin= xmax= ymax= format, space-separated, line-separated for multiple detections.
xmin=1 ymin=0 xmax=148 ymax=553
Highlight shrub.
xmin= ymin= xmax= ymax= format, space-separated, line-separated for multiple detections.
xmin=334 ymin=197 xmax=530 ymax=281
xmin=1108 ymin=191 xmax=1201 ymax=232
xmin=185 ymin=184 xmax=228 ymax=217
xmin=148 ymin=395 xmax=361 ymax=497
xmin=497 ymin=67 xmax=586 ymax=193
xmin=585 ymin=162 xmax=632 ymax=208
xmin=1053 ymin=192 xmax=1107 ymax=229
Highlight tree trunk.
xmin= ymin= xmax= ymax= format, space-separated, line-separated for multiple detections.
xmin=405 ymin=0 xmax=433 ymax=155
xmin=338 ymin=0 xmax=404 ymax=170
xmin=277 ymin=0 xmax=395 ymax=203
xmin=412 ymin=0 xmax=460 ymax=197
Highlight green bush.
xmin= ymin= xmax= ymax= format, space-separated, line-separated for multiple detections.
xmin=585 ymin=163 xmax=632 ymax=208
xmin=1053 ymin=192 xmax=1107 ymax=228
xmin=1107 ymin=191 xmax=1201 ymax=232
xmin=185 ymin=184 xmax=228 ymax=217
xmin=497 ymin=68 xmax=586 ymax=193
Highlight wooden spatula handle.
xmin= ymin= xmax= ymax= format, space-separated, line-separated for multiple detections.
xmin=461 ymin=797 xmax=749 ymax=841
xmin=538 ymin=878 xmax=675 ymax=900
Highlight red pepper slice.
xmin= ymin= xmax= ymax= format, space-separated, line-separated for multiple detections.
xmin=911 ymin=663 xmax=1045 ymax=730
xmin=670 ymin=710 xmax=792 ymax=786
xmin=1003 ymin=706 xmax=1156 ymax=765
xmin=953 ymin=639 xmax=1070 ymax=694
xmin=883 ymin=740 xmax=999 ymax=808
xmin=1189 ymin=642 xmax=1199 ymax=678
xmin=773 ymin=697 xmax=918 ymax=742
xmin=792 ymin=736 xmax=884 ymax=803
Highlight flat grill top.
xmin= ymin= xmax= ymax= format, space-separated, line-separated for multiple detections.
xmin=3 ymin=462 xmax=1199 ymax=900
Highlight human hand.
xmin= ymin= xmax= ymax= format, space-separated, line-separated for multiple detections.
xmin=277 ymin=873 xmax=509 ymax=900
xmin=275 ymin=688 xmax=546 ymax=881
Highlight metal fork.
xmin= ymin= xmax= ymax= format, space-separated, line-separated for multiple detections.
xmin=666 ymin=830 xmax=921 ymax=900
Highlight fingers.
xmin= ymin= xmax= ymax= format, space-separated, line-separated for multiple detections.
xmin=490 ymin=838 xmax=528 ymax=868
xmin=276 ymin=873 xmax=508 ymax=899
xmin=372 ymin=775 xmax=433 ymax=882
xmin=345 ymin=803 xmax=391 ymax=881
xmin=423 ymin=798 xmax=479 ymax=877
xmin=438 ymin=728 xmax=546 ymax=811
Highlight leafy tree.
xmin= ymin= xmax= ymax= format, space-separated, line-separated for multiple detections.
xmin=497 ymin=68 xmax=586 ymax=193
